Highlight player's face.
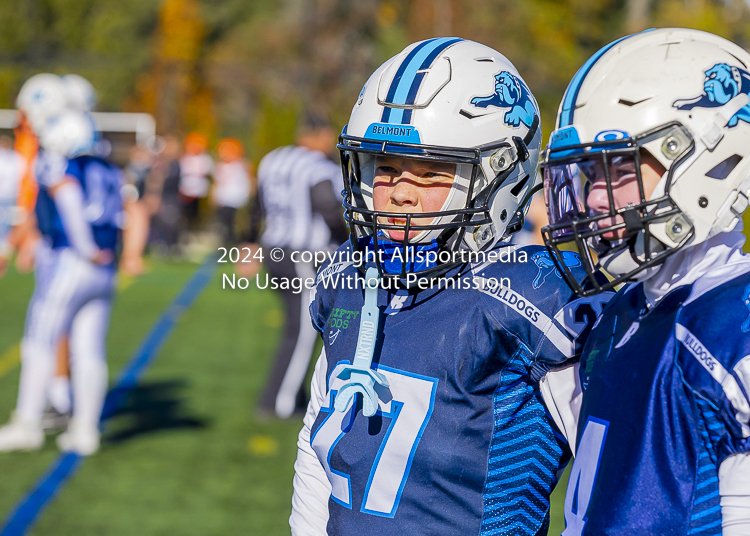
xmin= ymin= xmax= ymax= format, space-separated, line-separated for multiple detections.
xmin=372 ymin=156 xmax=456 ymax=242
xmin=585 ymin=151 xmax=665 ymax=241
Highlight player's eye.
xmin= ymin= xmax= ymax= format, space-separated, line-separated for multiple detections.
xmin=578 ymin=164 xmax=600 ymax=183
xmin=376 ymin=165 xmax=399 ymax=175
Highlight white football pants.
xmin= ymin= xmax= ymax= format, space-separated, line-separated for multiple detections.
xmin=17 ymin=246 xmax=115 ymax=430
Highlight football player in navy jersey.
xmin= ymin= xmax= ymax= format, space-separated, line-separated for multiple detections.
xmin=0 ymin=109 xmax=121 ymax=456
xmin=290 ymin=38 xmax=612 ymax=536
xmin=541 ymin=28 xmax=750 ymax=536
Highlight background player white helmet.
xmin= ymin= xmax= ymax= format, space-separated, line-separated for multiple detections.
xmin=62 ymin=74 xmax=97 ymax=112
xmin=38 ymin=111 xmax=97 ymax=158
xmin=16 ymin=73 xmax=69 ymax=133
xmin=541 ymin=28 xmax=750 ymax=296
xmin=339 ymin=37 xmax=542 ymax=280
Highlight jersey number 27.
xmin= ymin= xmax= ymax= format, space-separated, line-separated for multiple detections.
xmin=311 ymin=363 xmax=438 ymax=518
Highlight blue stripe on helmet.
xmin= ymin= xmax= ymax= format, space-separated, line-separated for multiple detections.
xmin=381 ymin=37 xmax=463 ymax=125
xmin=381 ymin=40 xmax=434 ymax=123
xmin=401 ymin=37 xmax=463 ymax=124
xmin=558 ymin=33 xmax=638 ymax=128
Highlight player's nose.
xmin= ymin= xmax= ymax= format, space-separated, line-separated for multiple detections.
xmin=390 ymin=175 xmax=419 ymax=207
xmin=586 ymin=180 xmax=612 ymax=216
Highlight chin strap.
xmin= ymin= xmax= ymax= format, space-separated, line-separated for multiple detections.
xmin=334 ymin=267 xmax=389 ymax=417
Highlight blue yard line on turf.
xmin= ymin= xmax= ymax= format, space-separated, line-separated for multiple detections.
xmin=0 ymin=257 xmax=217 ymax=536
xmin=0 ymin=454 xmax=82 ymax=536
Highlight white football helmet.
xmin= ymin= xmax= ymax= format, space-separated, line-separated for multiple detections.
xmin=38 ymin=111 xmax=97 ymax=158
xmin=16 ymin=73 xmax=69 ymax=133
xmin=62 ymin=74 xmax=97 ymax=112
xmin=339 ymin=37 xmax=542 ymax=281
xmin=541 ymin=28 xmax=750 ymax=296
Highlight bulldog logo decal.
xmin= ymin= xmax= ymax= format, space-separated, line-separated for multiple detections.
xmin=673 ymin=63 xmax=750 ymax=127
xmin=470 ymin=71 xmax=537 ymax=129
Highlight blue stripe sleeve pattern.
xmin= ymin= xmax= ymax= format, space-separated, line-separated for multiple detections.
xmin=480 ymin=354 xmax=565 ymax=536
xmin=687 ymin=398 xmax=723 ymax=536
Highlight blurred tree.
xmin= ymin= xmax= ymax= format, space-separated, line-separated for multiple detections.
xmin=0 ymin=0 xmax=159 ymax=111
xmin=2 ymin=0 xmax=750 ymax=157
xmin=204 ymin=0 xmax=386 ymax=159
xmin=626 ymin=0 xmax=653 ymax=32
xmin=406 ymin=0 xmax=464 ymax=40
xmin=459 ymin=0 xmax=750 ymax=139
xmin=250 ymin=95 xmax=299 ymax=163
xmin=131 ymin=0 xmax=215 ymax=138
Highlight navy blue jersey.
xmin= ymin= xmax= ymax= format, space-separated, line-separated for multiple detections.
xmin=35 ymin=152 xmax=122 ymax=251
xmin=566 ymin=265 xmax=750 ymax=536
xmin=307 ymin=243 xmax=611 ymax=535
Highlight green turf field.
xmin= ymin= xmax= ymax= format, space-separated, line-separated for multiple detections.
xmin=0 ymin=258 xmax=568 ymax=535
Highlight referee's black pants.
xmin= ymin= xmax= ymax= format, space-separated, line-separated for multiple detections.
xmin=258 ymin=249 xmax=318 ymax=418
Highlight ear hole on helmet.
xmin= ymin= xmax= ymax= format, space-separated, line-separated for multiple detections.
xmin=510 ymin=174 xmax=530 ymax=197
xmin=706 ymin=154 xmax=742 ymax=180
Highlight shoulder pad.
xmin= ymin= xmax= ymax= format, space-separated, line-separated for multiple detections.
xmin=677 ymin=272 xmax=750 ymax=439
xmin=471 ymin=245 xmax=614 ymax=365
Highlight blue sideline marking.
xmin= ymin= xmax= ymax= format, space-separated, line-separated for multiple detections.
xmin=0 ymin=257 xmax=217 ymax=536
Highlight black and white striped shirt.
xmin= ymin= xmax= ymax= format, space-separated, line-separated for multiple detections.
xmin=247 ymin=145 xmax=346 ymax=251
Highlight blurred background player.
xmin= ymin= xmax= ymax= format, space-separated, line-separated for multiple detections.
xmin=179 ymin=131 xmax=213 ymax=234
xmin=124 ymin=144 xmax=153 ymax=204
xmin=119 ymin=143 xmax=156 ymax=276
xmin=211 ymin=137 xmax=252 ymax=246
xmin=0 ymin=110 xmax=120 ymax=455
xmin=11 ymin=74 xmax=65 ymax=277
xmin=150 ymin=135 xmax=183 ymax=256
xmin=0 ymin=76 xmax=124 ymax=455
xmin=9 ymin=73 xmax=144 ymax=430
xmin=12 ymin=73 xmax=77 ymax=426
xmin=240 ymin=114 xmax=347 ymax=419
xmin=0 ymin=135 xmax=26 ymax=277
xmin=11 ymin=115 xmax=40 ymax=275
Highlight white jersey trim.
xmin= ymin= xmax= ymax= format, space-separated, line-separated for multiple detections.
xmin=539 ymin=363 xmax=582 ymax=455
xmin=475 ymin=276 xmax=575 ymax=358
xmin=719 ymin=453 xmax=750 ymax=535
xmin=290 ymin=347 xmax=331 ymax=535
xmin=684 ymin=259 xmax=750 ymax=306
xmin=675 ymin=324 xmax=750 ymax=437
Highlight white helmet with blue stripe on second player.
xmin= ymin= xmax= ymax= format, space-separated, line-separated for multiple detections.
xmin=16 ymin=73 xmax=69 ymax=133
xmin=38 ymin=110 xmax=97 ymax=159
xmin=17 ymin=73 xmax=97 ymax=133
xmin=61 ymin=74 xmax=97 ymax=112
xmin=338 ymin=37 xmax=542 ymax=282
xmin=541 ymin=28 xmax=750 ymax=296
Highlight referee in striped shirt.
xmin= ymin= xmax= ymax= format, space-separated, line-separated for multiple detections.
xmin=241 ymin=116 xmax=347 ymax=419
